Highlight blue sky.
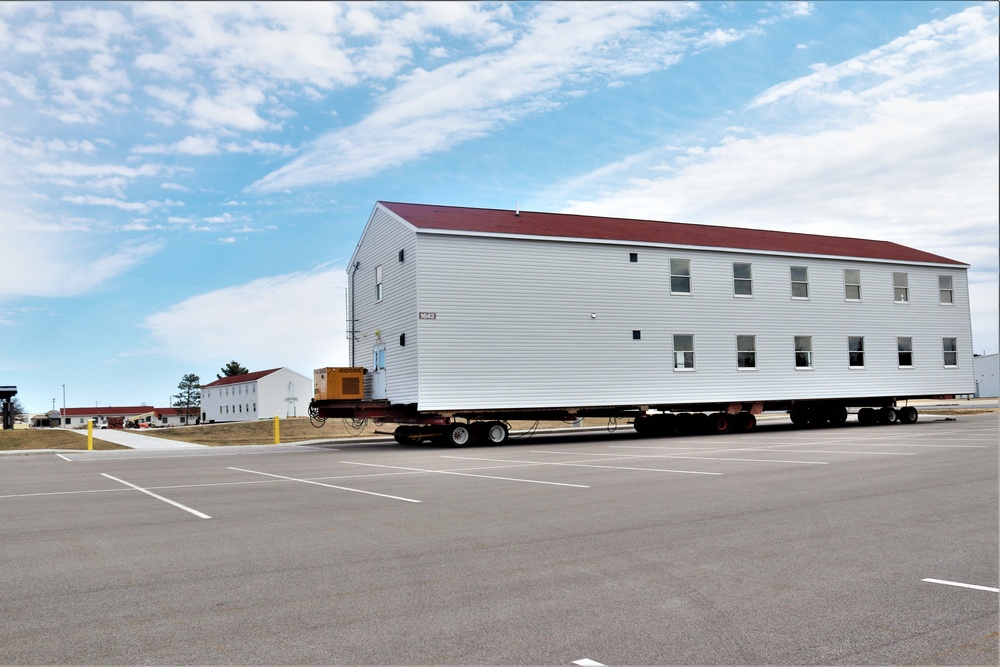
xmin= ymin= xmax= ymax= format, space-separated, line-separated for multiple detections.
xmin=1 ymin=1 xmax=997 ymax=414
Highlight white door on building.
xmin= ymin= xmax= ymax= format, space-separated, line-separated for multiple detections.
xmin=372 ymin=345 xmax=386 ymax=399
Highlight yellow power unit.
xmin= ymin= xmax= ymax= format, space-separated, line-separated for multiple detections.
xmin=314 ymin=367 xmax=366 ymax=401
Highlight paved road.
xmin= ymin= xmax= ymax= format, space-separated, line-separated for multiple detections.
xmin=1 ymin=414 xmax=996 ymax=665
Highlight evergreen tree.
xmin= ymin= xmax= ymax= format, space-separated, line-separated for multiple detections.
xmin=172 ymin=373 xmax=201 ymax=425
xmin=218 ymin=360 xmax=249 ymax=379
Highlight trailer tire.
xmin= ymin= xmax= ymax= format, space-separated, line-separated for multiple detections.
xmin=485 ymin=421 xmax=509 ymax=445
xmin=445 ymin=423 xmax=472 ymax=447
xmin=857 ymin=408 xmax=877 ymax=426
xmin=828 ymin=406 xmax=849 ymax=426
xmin=710 ymin=413 xmax=731 ymax=435
xmin=733 ymin=412 xmax=756 ymax=431
xmin=878 ymin=407 xmax=899 ymax=425
xmin=789 ymin=409 xmax=807 ymax=427
xmin=899 ymin=406 xmax=919 ymax=424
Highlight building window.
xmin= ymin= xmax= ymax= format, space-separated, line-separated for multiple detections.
xmin=939 ymin=275 xmax=953 ymax=304
xmin=629 ymin=252 xmax=638 ymax=263
xmin=375 ymin=265 xmax=383 ymax=302
xmin=733 ymin=262 xmax=753 ymax=296
xmin=942 ymin=338 xmax=958 ymax=367
xmin=848 ymin=336 xmax=865 ymax=368
xmin=791 ymin=266 xmax=809 ymax=299
xmin=670 ymin=259 xmax=691 ymax=294
xmin=893 ymin=272 xmax=909 ymax=303
xmin=897 ymin=337 xmax=913 ymax=367
xmin=737 ymin=335 xmax=756 ymax=369
xmin=398 ymin=249 xmax=405 ymax=263
xmin=180 ymin=416 xmax=186 ymax=424
xmin=844 ymin=269 xmax=862 ymax=301
xmin=673 ymin=334 xmax=695 ymax=370
xmin=632 ymin=330 xmax=641 ymax=340
xmin=794 ymin=336 xmax=813 ymax=369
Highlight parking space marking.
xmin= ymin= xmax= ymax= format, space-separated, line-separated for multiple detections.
xmin=101 ymin=473 xmax=211 ymax=519
xmin=539 ymin=450 xmax=828 ymax=465
xmin=442 ymin=455 xmax=722 ymax=476
xmin=738 ymin=448 xmax=913 ymax=456
xmin=228 ymin=466 xmax=422 ymax=503
xmin=56 ymin=447 xmax=325 ymax=462
xmin=922 ymin=578 xmax=999 ymax=593
xmin=573 ymin=659 xmax=606 ymax=666
xmin=341 ymin=461 xmax=591 ymax=488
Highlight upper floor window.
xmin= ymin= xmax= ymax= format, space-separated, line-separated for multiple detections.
xmin=848 ymin=336 xmax=865 ymax=368
xmin=736 ymin=335 xmax=756 ymax=369
xmin=375 ymin=265 xmax=383 ymax=302
xmin=733 ymin=263 xmax=753 ymax=297
xmin=673 ymin=334 xmax=695 ymax=370
xmin=939 ymin=275 xmax=953 ymax=304
xmin=794 ymin=336 xmax=813 ymax=369
xmin=791 ymin=266 xmax=809 ymax=299
xmin=670 ymin=259 xmax=691 ymax=294
xmin=844 ymin=269 xmax=862 ymax=301
xmin=893 ymin=272 xmax=909 ymax=303
xmin=942 ymin=338 xmax=958 ymax=367
xmin=629 ymin=252 xmax=638 ymax=263
xmin=897 ymin=337 xmax=913 ymax=367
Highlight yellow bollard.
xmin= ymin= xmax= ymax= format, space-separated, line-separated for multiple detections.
xmin=87 ymin=419 xmax=93 ymax=451
xmin=273 ymin=415 xmax=280 ymax=444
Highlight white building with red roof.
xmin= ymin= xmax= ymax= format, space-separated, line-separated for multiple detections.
xmin=200 ymin=367 xmax=311 ymax=423
xmin=343 ymin=201 xmax=974 ymax=412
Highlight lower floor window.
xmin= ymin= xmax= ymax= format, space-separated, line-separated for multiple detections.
xmin=848 ymin=336 xmax=865 ymax=368
xmin=897 ymin=337 xmax=913 ymax=367
xmin=737 ymin=335 xmax=756 ymax=368
xmin=673 ymin=335 xmax=695 ymax=370
xmin=942 ymin=337 xmax=958 ymax=366
xmin=794 ymin=336 xmax=813 ymax=368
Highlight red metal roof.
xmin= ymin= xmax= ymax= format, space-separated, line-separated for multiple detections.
xmin=202 ymin=368 xmax=282 ymax=388
xmin=379 ymin=202 xmax=964 ymax=266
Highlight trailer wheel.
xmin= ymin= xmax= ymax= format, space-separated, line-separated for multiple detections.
xmin=710 ymin=413 xmax=731 ymax=435
xmin=789 ymin=410 xmax=807 ymax=427
xmin=633 ymin=416 xmax=652 ymax=436
xmin=899 ymin=406 xmax=919 ymax=424
xmin=857 ymin=408 xmax=877 ymax=426
xmin=485 ymin=421 xmax=509 ymax=445
xmin=828 ymin=406 xmax=849 ymax=426
xmin=732 ymin=412 xmax=756 ymax=432
xmin=878 ymin=407 xmax=899 ymax=425
xmin=446 ymin=423 xmax=472 ymax=447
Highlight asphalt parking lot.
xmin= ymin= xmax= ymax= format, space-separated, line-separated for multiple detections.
xmin=1 ymin=414 xmax=997 ymax=666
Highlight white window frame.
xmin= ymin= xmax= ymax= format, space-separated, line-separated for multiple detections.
xmin=673 ymin=334 xmax=695 ymax=371
xmin=893 ymin=272 xmax=909 ymax=303
xmin=942 ymin=337 xmax=958 ymax=367
xmin=375 ymin=265 xmax=383 ymax=303
xmin=897 ymin=336 xmax=913 ymax=368
xmin=736 ymin=335 xmax=757 ymax=369
xmin=848 ymin=336 xmax=866 ymax=369
xmin=939 ymin=275 xmax=954 ymax=305
xmin=844 ymin=269 xmax=862 ymax=301
xmin=670 ymin=258 xmax=691 ymax=295
xmin=733 ymin=262 xmax=753 ymax=297
xmin=790 ymin=266 xmax=809 ymax=299
xmin=794 ymin=335 xmax=813 ymax=369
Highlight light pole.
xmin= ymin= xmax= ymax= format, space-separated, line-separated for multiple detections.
xmin=61 ymin=384 xmax=65 ymax=426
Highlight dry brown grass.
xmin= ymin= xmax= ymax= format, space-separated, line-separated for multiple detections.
xmin=130 ymin=416 xmax=612 ymax=446
xmin=931 ymin=408 xmax=999 ymax=416
xmin=0 ymin=429 xmax=128 ymax=451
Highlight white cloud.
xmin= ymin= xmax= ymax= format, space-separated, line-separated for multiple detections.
xmin=251 ymin=2 xmax=706 ymax=192
xmin=133 ymin=135 xmax=220 ymax=155
xmin=141 ymin=266 xmax=349 ymax=373
xmin=60 ymin=194 xmax=152 ymax=213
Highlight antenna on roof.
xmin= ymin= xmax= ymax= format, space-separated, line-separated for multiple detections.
xmin=515 ymin=202 xmax=519 ymax=216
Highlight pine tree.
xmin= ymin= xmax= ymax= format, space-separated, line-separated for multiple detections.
xmin=172 ymin=373 xmax=201 ymax=425
xmin=217 ymin=360 xmax=249 ymax=379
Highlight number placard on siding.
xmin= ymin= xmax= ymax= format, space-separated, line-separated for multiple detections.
xmin=418 ymin=312 xmax=437 ymax=320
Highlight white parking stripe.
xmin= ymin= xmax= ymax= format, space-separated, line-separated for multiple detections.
xmin=101 ymin=473 xmax=211 ymax=519
xmin=535 ymin=450 xmax=827 ymax=465
xmin=922 ymin=578 xmax=999 ymax=593
xmin=341 ymin=461 xmax=591 ymax=488
xmin=228 ymin=467 xmax=421 ymax=503
xmin=442 ymin=455 xmax=722 ymax=476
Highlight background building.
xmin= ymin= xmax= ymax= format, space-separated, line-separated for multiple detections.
xmin=201 ymin=368 xmax=311 ymax=423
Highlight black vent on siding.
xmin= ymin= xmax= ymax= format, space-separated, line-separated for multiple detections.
xmin=399 ymin=333 xmax=406 ymax=346
xmin=632 ymin=330 xmax=641 ymax=340
xmin=629 ymin=252 xmax=638 ymax=262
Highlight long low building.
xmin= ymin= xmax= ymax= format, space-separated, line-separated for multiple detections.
xmin=200 ymin=367 xmax=312 ymax=423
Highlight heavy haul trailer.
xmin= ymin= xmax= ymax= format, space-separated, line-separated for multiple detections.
xmin=309 ymin=202 xmax=976 ymax=446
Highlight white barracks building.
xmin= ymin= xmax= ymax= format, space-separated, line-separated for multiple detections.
xmin=344 ymin=202 xmax=974 ymax=413
xmin=201 ymin=368 xmax=311 ymax=423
